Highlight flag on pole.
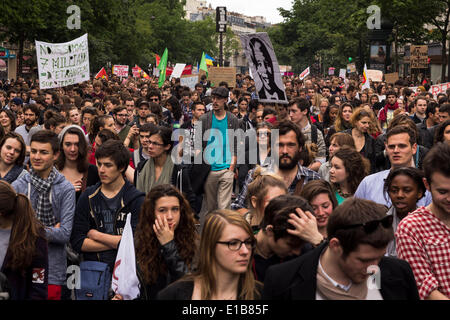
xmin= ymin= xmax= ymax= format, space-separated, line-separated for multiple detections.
xmin=111 ymin=214 xmax=140 ymax=300
xmin=155 ymin=54 xmax=161 ymax=67
xmin=135 ymin=65 xmax=150 ymax=79
xmin=95 ymin=67 xmax=108 ymax=80
xmin=299 ymin=67 xmax=310 ymax=80
xmin=205 ymin=53 xmax=215 ymax=66
xmin=157 ymin=48 xmax=168 ymax=88
xmin=199 ymin=52 xmax=208 ymax=77
xmin=362 ymin=63 xmax=370 ymax=90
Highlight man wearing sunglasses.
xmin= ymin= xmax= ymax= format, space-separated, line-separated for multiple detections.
xmin=396 ymin=143 xmax=450 ymax=300
xmin=263 ymin=198 xmax=419 ymax=300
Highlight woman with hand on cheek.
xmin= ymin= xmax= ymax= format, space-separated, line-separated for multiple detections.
xmin=127 ymin=184 xmax=198 ymax=300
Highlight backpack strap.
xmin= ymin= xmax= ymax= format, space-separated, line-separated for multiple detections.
xmin=311 ymin=124 xmax=318 ymax=145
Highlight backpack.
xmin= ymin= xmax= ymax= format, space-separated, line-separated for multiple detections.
xmin=75 ymin=261 xmax=112 ymax=300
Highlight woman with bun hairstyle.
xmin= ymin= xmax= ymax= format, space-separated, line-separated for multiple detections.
xmin=42 ymin=110 xmax=67 ymax=134
xmin=0 ymin=180 xmax=48 ymax=300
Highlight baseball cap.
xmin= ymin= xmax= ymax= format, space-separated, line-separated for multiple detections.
xmin=11 ymin=97 xmax=23 ymax=105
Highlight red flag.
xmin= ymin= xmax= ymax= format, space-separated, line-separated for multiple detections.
xmin=155 ymin=54 xmax=161 ymax=67
xmin=95 ymin=67 xmax=108 ymax=80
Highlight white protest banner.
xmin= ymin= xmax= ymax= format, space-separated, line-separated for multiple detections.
xmin=299 ymin=67 xmax=310 ymax=80
xmin=366 ymin=69 xmax=383 ymax=82
xmin=36 ymin=34 xmax=89 ymax=90
xmin=111 ymin=213 xmax=140 ymax=300
xmin=240 ymin=32 xmax=288 ymax=104
xmin=180 ymin=75 xmax=199 ymax=91
xmin=113 ymin=65 xmax=129 ymax=77
xmin=339 ymin=69 xmax=346 ymax=79
xmin=170 ymin=63 xmax=186 ymax=80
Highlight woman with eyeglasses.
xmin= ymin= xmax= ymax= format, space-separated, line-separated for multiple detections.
xmin=158 ymin=209 xmax=262 ymax=300
xmin=112 ymin=184 xmax=198 ymax=300
xmin=383 ymin=167 xmax=426 ymax=257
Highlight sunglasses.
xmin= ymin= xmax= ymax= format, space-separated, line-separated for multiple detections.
xmin=336 ymin=215 xmax=393 ymax=234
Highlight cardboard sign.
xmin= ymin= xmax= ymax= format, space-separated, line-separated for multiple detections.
xmin=410 ymin=45 xmax=428 ymax=69
xmin=366 ymin=69 xmax=383 ymax=82
xmin=384 ymin=72 xmax=399 ymax=84
xmin=36 ymin=34 xmax=89 ymax=89
xmin=113 ymin=65 xmax=129 ymax=77
xmin=208 ymin=66 xmax=236 ymax=88
xmin=347 ymin=63 xmax=356 ymax=73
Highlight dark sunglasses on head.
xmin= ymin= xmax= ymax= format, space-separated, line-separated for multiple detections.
xmin=336 ymin=215 xmax=393 ymax=234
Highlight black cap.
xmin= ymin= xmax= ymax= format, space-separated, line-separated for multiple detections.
xmin=211 ymin=87 xmax=229 ymax=98
xmin=139 ymin=100 xmax=150 ymax=108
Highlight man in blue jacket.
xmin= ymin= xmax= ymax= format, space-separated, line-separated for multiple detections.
xmin=70 ymin=140 xmax=144 ymax=274
xmin=12 ymin=130 xmax=76 ymax=300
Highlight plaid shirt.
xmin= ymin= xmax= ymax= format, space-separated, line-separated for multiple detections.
xmin=231 ymin=163 xmax=321 ymax=210
xmin=396 ymin=206 xmax=450 ymax=299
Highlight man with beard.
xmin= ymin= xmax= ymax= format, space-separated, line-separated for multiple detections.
xmin=14 ymin=104 xmax=41 ymax=146
xmin=232 ymin=120 xmax=321 ymax=213
xmin=262 ymin=198 xmax=419 ymax=300
xmin=378 ymin=90 xmax=399 ymax=132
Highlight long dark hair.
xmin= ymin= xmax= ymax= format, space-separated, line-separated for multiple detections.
xmin=0 ymin=181 xmax=45 ymax=273
xmin=56 ymin=127 xmax=89 ymax=173
xmin=165 ymin=96 xmax=182 ymax=122
xmin=0 ymin=109 xmax=16 ymax=132
xmin=331 ymin=146 xmax=369 ymax=194
xmin=134 ymin=184 xmax=198 ymax=285
xmin=434 ymin=119 xmax=450 ymax=144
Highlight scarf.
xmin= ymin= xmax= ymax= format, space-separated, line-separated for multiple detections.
xmin=136 ymin=155 xmax=173 ymax=194
xmin=378 ymin=102 xmax=399 ymax=123
xmin=316 ymin=259 xmax=368 ymax=300
xmin=30 ymin=167 xmax=58 ymax=227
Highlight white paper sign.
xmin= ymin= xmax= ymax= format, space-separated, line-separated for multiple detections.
xmin=113 ymin=65 xmax=129 ymax=77
xmin=36 ymin=34 xmax=90 ymax=89
xmin=339 ymin=69 xmax=346 ymax=79
xmin=170 ymin=63 xmax=187 ymax=80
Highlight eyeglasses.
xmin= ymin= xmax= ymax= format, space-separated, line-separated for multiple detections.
xmin=257 ymin=131 xmax=271 ymax=137
xmin=148 ymin=140 xmax=165 ymax=147
xmin=149 ymin=98 xmax=159 ymax=102
xmin=116 ymin=113 xmax=128 ymax=117
xmin=336 ymin=215 xmax=393 ymax=234
xmin=216 ymin=239 xmax=255 ymax=251
xmin=139 ymin=135 xmax=151 ymax=140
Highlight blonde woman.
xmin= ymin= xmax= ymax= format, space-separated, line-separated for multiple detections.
xmin=158 ymin=209 xmax=262 ymax=300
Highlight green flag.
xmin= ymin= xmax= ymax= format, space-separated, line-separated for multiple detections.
xmin=157 ymin=48 xmax=168 ymax=88
xmin=199 ymin=51 xmax=208 ymax=77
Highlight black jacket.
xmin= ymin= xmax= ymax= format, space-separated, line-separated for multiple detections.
xmin=343 ymin=129 xmax=376 ymax=173
xmin=1 ymin=236 xmax=48 ymax=300
xmin=262 ymin=243 xmax=419 ymax=300
xmin=70 ymin=181 xmax=145 ymax=271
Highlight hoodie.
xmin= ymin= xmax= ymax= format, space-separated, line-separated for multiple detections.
xmin=70 ymin=181 xmax=144 ymax=271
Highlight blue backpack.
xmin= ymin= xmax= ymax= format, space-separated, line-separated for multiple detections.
xmin=75 ymin=261 xmax=111 ymax=300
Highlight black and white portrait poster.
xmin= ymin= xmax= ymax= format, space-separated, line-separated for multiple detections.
xmin=240 ymin=32 xmax=287 ymax=104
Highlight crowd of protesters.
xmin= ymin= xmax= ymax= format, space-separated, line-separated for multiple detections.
xmin=0 ymin=71 xmax=449 ymax=301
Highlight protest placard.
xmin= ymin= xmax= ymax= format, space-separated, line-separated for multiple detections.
xmin=36 ymin=34 xmax=89 ymax=89
xmin=113 ymin=65 xmax=129 ymax=77
xmin=339 ymin=69 xmax=346 ymax=79
xmin=208 ymin=67 xmax=236 ymax=88
xmin=328 ymin=67 xmax=335 ymax=75
xmin=170 ymin=63 xmax=186 ymax=80
xmin=384 ymin=72 xmax=399 ymax=84
xmin=180 ymin=75 xmax=199 ymax=91
xmin=410 ymin=45 xmax=428 ymax=69
xmin=366 ymin=69 xmax=383 ymax=82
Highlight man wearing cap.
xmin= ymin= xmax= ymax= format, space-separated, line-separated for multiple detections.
xmin=7 ymin=97 xmax=23 ymax=113
xmin=196 ymin=86 xmax=240 ymax=213
xmin=129 ymin=100 xmax=151 ymax=128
